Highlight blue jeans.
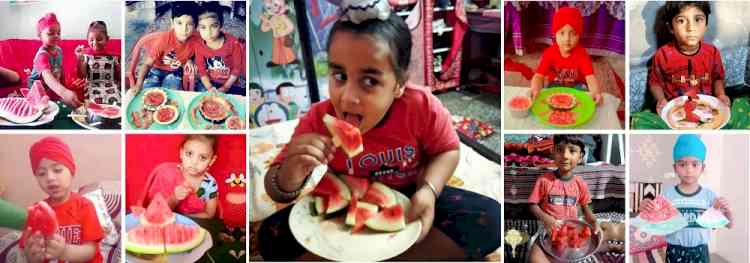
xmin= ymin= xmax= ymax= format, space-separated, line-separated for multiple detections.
xmin=143 ymin=68 xmax=183 ymax=90
xmin=195 ymin=79 xmax=245 ymax=96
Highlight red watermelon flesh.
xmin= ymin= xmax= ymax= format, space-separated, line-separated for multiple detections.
xmin=365 ymin=205 xmax=406 ymax=232
xmin=323 ymin=114 xmax=363 ymax=158
xmin=134 ymin=194 xmax=176 ymax=226
xmin=311 ymin=174 xmax=352 ymax=215
xmin=126 ymin=223 xmax=206 ymax=255
xmin=343 ymin=175 xmax=370 ymax=200
xmin=509 ymin=96 xmax=531 ymax=109
xmin=549 ymin=222 xmax=592 ymax=250
xmin=164 ymin=223 xmax=207 ymax=253
xmin=345 ymin=199 xmax=378 ymax=233
xmin=126 ymin=224 xmax=165 ymax=254
xmin=87 ymin=101 xmax=121 ymax=118
xmin=19 ymin=201 xmax=58 ymax=248
xmin=641 ymin=196 xmax=679 ymax=223
xmin=362 ymin=182 xmax=397 ymax=208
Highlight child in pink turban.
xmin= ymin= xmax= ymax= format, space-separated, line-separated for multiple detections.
xmin=24 ymin=136 xmax=103 ymax=263
xmin=27 ymin=13 xmax=82 ymax=108
xmin=529 ymin=7 xmax=602 ymax=104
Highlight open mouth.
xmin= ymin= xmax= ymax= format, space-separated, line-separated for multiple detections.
xmin=342 ymin=112 xmax=363 ymax=128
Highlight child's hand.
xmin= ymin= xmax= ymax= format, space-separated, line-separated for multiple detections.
xmin=277 ymin=134 xmax=336 ymax=191
xmin=406 ymin=186 xmax=436 ymax=242
xmin=639 ymin=198 xmax=656 ymax=213
xmin=59 ymin=88 xmax=83 ymax=108
xmin=174 ymin=185 xmax=190 ymax=201
xmin=656 ymin=99 xmax=668 ymax=114
xmin=528 ymin=87 xmax=540 ymax=100
xmin=44 ymin=233 xmax=67 ymax=260
xmin=74 ymin=45 xmax=85 ymax=58
xmin=23 ymin=230 xmax=46 ymax=263
xmin=718 ymin=94 xmax=731 ymax=106
xmin=541 ymin=216 xmax=561 ymax=232
xmin=589 ymin=91 xmax=602 ymax=105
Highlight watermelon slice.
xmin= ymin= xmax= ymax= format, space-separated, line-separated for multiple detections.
xmin=548 ymin=111 xmax=576 ymax=126
xmin=342 ymin=175 xmax=370 ymax=200
xmin=509 ymin=96 xmax=532 ymax=110
xmin=311 ymin=174 xmax=351 ymax=215
xmin=26 ymin=80 xmax=50 ymax=110
xmin=86 ymin=101 xmax=121 ymax=119
xmin=323 ymin=114 xmax=363 ymax=158
xmin=19 ymin=201 xmax=58 ymax=248
xmin=153 ymin=105 xmax=179 ymax=125
xmin=362 ymin=182 xmax=397 ymax=208
xmin=143 ymin=89 xmax=167 ymax=110
xmin=132 ymin=194 xmax=176 ymax=226
xmin=696 ymin=207 xmax=730 ymax=229
xmin=640 ymin=196 xmax=680 ymax=223
xmin=548 ymin=222 xmax=592 ymax=251
xmin=344 ymin=199 xmax=379 ymax=233
xmin=547 ymin=93 xmax=577 ymax=110
xmin=365 ymin=205 xmax=406 ymax=232
xmin=126 ymin=223 xmax=206 ymax=254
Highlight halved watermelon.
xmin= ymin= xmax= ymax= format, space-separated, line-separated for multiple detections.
xmin=362 ymin=182 xmax=397 ymax=208
xmin=546 ymin=93 xmax=577 ymax=110
xmin=126 ymin=223 xmax=206 ymax=254
xmin=153 ymin=105 xmax=179 ymax=125
xmin=365 ymin=205 xmax=406 ymax=232
xmin=164 ymin=223 xmax=207 ymax=253
xmin=126 ymin=224 xmax=166 ymax=254
xmin=132 ymin=194 xmax=176 ymax=227
xmin=19 ymin=201 xmax=58 ymax=248
xmin=322 ymin=114 xmax=363 ymax=158
xmin=143 ymin=89 xmax=167 ymax=110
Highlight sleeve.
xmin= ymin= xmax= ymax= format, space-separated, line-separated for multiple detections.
xmin=230 ymin=41 xmax=243 ymax=76
xmin=147 ymin=35 xmax=164 ymax=63
xmin=419 ymin=92 xmax=459 ymax=156
xmin=145 ymin=163 xmax=181 ymax=203
xmin=649 ymin=48 xmax=666 ymax=88
xmin=535 ymin=48 xmax=554 ymax=77
xmin=528 ymin=177 xmax=545 ymax=204
xmin=577 ymin=177 xmax=592 ymax=205
xmin=270 ymin=103 xmax=327 ymax=166
xmin=79 ymin=200 xmax=104 ymax=243
xmin=32 ymin=51 xmax=52 ymax=71
xmin=205 ymin=176 xmax=219 ymax=199
xmin=195 ymin=47 xmax=208 ymax=78
xmin=712 ymin=47 xmax=725 ymax=81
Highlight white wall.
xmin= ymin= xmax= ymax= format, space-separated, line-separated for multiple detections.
xmin=0 ymin=1 xmax=122 ymax=39
xmin=715 ymin=135 xmax=749 ymax=260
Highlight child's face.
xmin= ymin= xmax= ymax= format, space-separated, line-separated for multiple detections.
xmin=197 ymin=15 xmax=221 ymax=42
xmin=553 ymin=143 xmax=583 ymax=173
xmin=39 ymin=24 xmax=61 ymax=47
xmin=250 ymin=89 xmax=264 ymax=103
xmin=673 ymin=156 xmax=704 ymax=185
xmin=33 ymin=158 xmax=72 ymax=202
xmin=172 ymin=15 xmax=195 ymax=42
xmin=555 ymin=24 xmax=579 ymax=55
xmin=264 ymin=0 xmax=287 ymax=15
xmin=180 ymin=139 xmax=216 ymax=178
xmin=670 ymin=5 xmax=707 ymax=50
xmin=87 ymin=30 xmax=108 ymax=52
xmin=328 ymin=31 xmax=404 ymax=133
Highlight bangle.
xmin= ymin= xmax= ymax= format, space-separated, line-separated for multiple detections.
xmin=424 ymin=180 xmax=440 ymax=199
xmin=270 ymin=165 xmax=301 ymax=201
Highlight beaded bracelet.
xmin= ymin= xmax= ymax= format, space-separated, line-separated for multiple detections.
xmin=269 ymin=165 xmax=302 ymax=201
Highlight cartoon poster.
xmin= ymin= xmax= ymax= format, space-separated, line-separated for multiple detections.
xmin=250 ymin=0 xmax=311 ymax=128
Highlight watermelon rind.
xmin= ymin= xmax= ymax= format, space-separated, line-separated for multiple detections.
xmin=363 ymin=182 xmax=397 ymax=208
xmin=365 ymin=205 xmax=406 ymax=232
xmin=126 ymin=226 xmax=165 ymax=254
xmin=152 ymin=105 xmax=179 ymax=125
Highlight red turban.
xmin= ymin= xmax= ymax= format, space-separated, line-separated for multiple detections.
xmin=29 ymin=136 xmax=76 ymax=176
xmin=37 ymin=13 xmax=60 ymax=35
xmin=552 ymin=7 xmax=583 ymax=36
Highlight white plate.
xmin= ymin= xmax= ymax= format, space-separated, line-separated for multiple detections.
xmin=660 ymin=94 xmax=730 ymax=130
xmin=0 ymin=101 xmax=59 ymax=127
xmin=289 ymin=190 xmax=422 ymax=261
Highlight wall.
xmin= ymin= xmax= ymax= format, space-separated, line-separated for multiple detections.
xmin=715 ymin=135 xmax=749 ymax=260
xmin=0 ymin=1 xmax=122 ymax=39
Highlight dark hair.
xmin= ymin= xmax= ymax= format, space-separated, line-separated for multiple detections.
xmin=88 ymin=21 xmax=108 ymax=37
xmin=326 ymin=13 xmax=412 ymax=84
xmin=171 ymin=1 xmax=199 ymax=23
xmin=553 ymin=135 xmax=586 ymax=156
xmin=663 ymin=1 xmax=711 ymax=28
xmin=198 ymin=1 xmax=224 ymax=27
xmin=275 ymin=82 xmax=294 ymax=95
xmin=249 ymin=82 xmax=264 ymax=97
xmin=182 ymin=134 xmax=217 ymax=155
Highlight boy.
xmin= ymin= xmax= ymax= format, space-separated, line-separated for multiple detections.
xmin=529 ymin=7 xmax=602 ymax=104
xmin=195 ymin=2 xmax=245 ymax=95
xmin=132 ymin=2 xmax=201 ymax=93
xmin=640 ymin=134 xmax=733 ymax=262
xmin=23 ymin=137 xmax=103 ymax=263
xmin=529 ymin=135 xmax=598 ymax=263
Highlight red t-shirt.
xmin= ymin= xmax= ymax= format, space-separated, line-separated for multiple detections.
xmin=195 ymin=33 xmax=244 ymax=84
xmin=47 ymin=192 xmax=104 ymax=263
xmin=536 ymin=44 xmax=594 ymax=87
xmin=649 ymin=41 xmax=725 ymax=100
xmin=528 ymin=172 xmax=591 ymax=220
xmin=273 ymin=85 xmax=459 ymax=190
xmin=148 ymin=31 xmax=200 ymax=72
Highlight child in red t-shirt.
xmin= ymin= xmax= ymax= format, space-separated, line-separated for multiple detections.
xmin=194 ymin=2 xmax=244 ymax=95
xmin=529 ymin=7 xmax=602 ymax=104
xmin=28 ymin=13 xmax=82 ymax=108
xmin=131 ymin=2 xmax=201 ymax=93
xmin=528 ymin=135 xmax=598 ymax=263
xmin=258 ymin=4 xmax=500 ymax=261
xmin=23 ymin=137 xmax=103 ymax=263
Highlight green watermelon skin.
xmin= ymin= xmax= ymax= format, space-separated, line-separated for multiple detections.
xmin=126 ymin=223 xmax=206 ymax=255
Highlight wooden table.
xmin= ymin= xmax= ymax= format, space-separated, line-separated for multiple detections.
xmin=503 ymin=85 xmax=622 ymax=130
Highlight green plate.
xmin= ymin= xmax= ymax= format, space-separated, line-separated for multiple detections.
xmin=531 ymin=87 xmax=596 ymax=128
xmin=126 ymin=88 xmax=184 ymax=130
xmin=186 ymin=92 xmax=246 ymax=130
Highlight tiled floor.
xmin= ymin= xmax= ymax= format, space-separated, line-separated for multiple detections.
xmin=436 ymin=88 xmax=501 ymax=154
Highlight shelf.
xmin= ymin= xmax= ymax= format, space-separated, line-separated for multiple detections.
xmin=433 ymin=47 xmax=450 ymax=54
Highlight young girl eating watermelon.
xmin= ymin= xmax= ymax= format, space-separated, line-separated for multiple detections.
xmin=639 ymin=134 xmax=734 ymax=262
xmin=143 ymin=134 xmax=219 ymax=219
xmin=259 ymin=1 xmax=500 ymax=260
xmin=23 ymin=136 xmax=103 ymax=263
xmin=74 ymin=21 xmax=121 ymax=105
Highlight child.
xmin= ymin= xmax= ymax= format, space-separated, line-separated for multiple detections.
xmin=27 ymin=13 xmax=82 ymax=108
xmin=195 ymin=2 xmax=245 ymax=95
xmin=639 ymin=134 xmax=733 ymax=262
xmin=143 ymin=135 xmax=218 ymax=219
xmin=131 ymin=2 xmax=201 ymax=93
xmin=529 ymin=7 xmax=602 ymax=104
xmin=74 ymin=21 xmax=121 ymax=105
xmin=23 ymin=137 xmax=103 ymax=263
xmin=259 ymin=4 xmax=500 ymax=260
xmin=529 ymin=135 xmax=598 ymax=263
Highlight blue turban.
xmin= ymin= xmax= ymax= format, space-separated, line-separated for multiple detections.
xmin=673 ymin=134 xmax=706 ymax=162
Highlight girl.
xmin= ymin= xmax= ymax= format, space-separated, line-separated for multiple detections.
xmin=74 ymin=21 xmax=121 ymax=105
xmin=142 ymin=135 xmax=219 ymax=219
xmin=195 ymin=2 xmax=245 ymax=95
xmin=259 ymin=2 xmax=500 ymax=260
xmin=28 ymin=13 xmax=82 ymax=108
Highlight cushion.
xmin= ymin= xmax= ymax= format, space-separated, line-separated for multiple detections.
xmin=629 ymin=224 xmax=667 ymax=254
xmin=81 ymin=189 xmax=119 ymax=246
xmin=630 ymin=66 xmax=649 ymax=113
xmin=724 ymin=46 xmax=748 ymax=88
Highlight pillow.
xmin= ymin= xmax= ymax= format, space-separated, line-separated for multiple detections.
xmin=81 ymin=189 xmax=119 ymax=246
xmin=724 ymin=46 xmax=748 ymax=88
xmin=629 ymin=225 xmax=667 ymax=254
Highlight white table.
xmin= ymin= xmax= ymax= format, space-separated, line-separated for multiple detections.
xmin=503 ymin=85 xmax=622 ymax=130
xmin=124 ymin=89 xmax=246 ymax=130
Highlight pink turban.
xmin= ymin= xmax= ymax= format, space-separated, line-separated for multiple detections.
xmin=29 ymin=136 xmax=76 ymax=176
xmin=37 ymin=13 xmax=60 ymax=35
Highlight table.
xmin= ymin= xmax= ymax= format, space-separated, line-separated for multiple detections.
xmin=124 ymin=89 xmax=246 ymax=130
xmin=503 ymin=85 xmax=621 ymax=130
xmin=504 ymin=165 xmax=626 ymax=204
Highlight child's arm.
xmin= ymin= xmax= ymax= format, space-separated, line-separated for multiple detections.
xmin=714 ymin=197 xmax=734 ymax=228
xmin=585 ymin=75 xmax=602 ymax=104
xmin=74 ymin=45 xmax=87 ymax=79
xmin=529 ymin=73 xmax=545 ymax=99
xmin=44 ymin=234 xmax=97 ymax=263
xmin=265 ymin=133 xmax=336 ymax=202
xmin=199 ymin=76 xmax=217 ymax=92
xmin=187 ymin=197 xmax=218 ymax=219
xmin=219 ymin=75 xmax=239 ymax=93
xmin=406 ymin=149 xmax=459 ymax=241
xmin=649 ymin=82 xmax=669 ymax=113
xmin=133 ymin=54 xmax=155 ymax=94
xmin=41 ymin=69 xmax=81 ymax=107
xmin=713 ymin=79 xmax=730 ymax=106
xmin=581 ymin=204 xmax=599 ymax=232
xmin=530 ymin=204 xmax=560 ymax=231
